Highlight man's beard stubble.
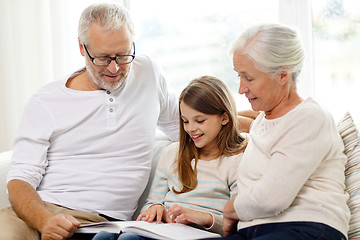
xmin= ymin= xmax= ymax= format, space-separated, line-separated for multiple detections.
xmin=86 ymin=61 xmax=128 ymax=91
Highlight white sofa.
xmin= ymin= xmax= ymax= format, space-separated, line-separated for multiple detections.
xmin=1 ymin=114 xmax=360 ymax=239
xmin=0 ymin=151 xmax=11 ymax=209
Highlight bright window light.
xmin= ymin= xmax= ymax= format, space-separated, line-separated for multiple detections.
xmin=129 ymin=0 xmax=279 ymax=110
xmin=312 ymin=0 xmax=360 ymax=122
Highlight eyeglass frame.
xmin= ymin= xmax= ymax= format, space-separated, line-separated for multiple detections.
xmin=83 ymin=42 xmax=135 ymax=66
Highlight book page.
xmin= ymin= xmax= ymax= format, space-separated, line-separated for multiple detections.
xmin=76 ymin=221 xmax=152 ymax=234
xmin=76 ymin=221 xmax=221 ymax=239
xmin=124 ymin=223 xmax=221 ymax=240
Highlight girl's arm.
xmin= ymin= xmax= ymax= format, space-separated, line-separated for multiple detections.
xmin=167 ymin=204 xmax=213 ymax=227
xmin=138 ymin=144 xmax=175 ymax=222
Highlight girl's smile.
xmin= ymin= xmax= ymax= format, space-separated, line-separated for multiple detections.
xmin=180 ymin=102 xmax=229 ymax=159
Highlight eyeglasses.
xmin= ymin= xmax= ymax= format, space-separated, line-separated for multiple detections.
xmin=83 ymin=42 xmax=135 ymax=66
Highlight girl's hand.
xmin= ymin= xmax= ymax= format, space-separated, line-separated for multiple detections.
xmin=167 ymin=204 xmax=213 ymax=228
xmin=136 ymin=204 xmax=171 ymax=224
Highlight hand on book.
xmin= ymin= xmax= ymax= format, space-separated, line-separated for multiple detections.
xmin=167 ymin=204 xmax=213 ymax=228
xmin=222 ymin=199 xmax=239 ymax=236
xmin=136 ymin=204 xmax=172 ymax=224
xmin=40 ymin=213 xmax=81 ymax=240
xmin=222 ymin=215 xmax=238 ymax=236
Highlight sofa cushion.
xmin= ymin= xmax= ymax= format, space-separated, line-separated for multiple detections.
xmin=337 ymin=112 xmax=360 ymax=239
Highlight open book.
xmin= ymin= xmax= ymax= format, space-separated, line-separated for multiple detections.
xmin=76 ymin=221 xmax=221 ymax=240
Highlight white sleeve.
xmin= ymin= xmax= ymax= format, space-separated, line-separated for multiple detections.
xmin=151 ymin=59 xmax=179 ymax=142
xmin=7 ymin=97 xmax=53 ymax=189
xmin=234 ymin=108 xmax=335 ymax=220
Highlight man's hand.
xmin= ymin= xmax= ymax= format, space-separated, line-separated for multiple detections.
xmin=136 ymin=204 xmax=171 ymax=224
xmin=237 ymin=110 xmax=260 ymax=133
xmin=8 ymin=180 xmax=80 ymax=239
xmin=40 ymin=214 xmax=80 ymax=240
xmin=167 ymin=204 xmax=213 ymax=228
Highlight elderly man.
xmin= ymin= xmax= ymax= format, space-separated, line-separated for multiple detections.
xmin=0 ymin=3 xmax=179 ymax=240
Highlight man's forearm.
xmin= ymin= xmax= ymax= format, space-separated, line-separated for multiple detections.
xmin=7 ymin=179 xmax=53 ymax=232
xmin=238 ymin=110 xmax=260 ymax=120
xmin=237 ymin=110 xmax=259 ymax=133
xmin=238 ymin=116 xmax=254 ymax=133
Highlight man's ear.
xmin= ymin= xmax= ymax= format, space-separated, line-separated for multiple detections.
xmin=222 ymin=112 xmax=229 ymax=125
xmin=79 ymin=38 xmax=85 ymax=57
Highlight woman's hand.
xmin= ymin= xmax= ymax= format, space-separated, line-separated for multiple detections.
xmin=222 ymin=215 xmax=238 ymax=236
xmin=167 ymin=204 xmax=213 ymax=228
xmin=136 ymin=204 xmax=171 ymax=224
xmin=222 ymin=199 xmax=239 ymax=236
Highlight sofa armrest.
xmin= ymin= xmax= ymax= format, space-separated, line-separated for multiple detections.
xmin=0 ymin=151 xmax=12 ymax=209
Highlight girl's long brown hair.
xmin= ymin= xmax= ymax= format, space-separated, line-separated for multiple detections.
xmin=174 ymin=76 xmax=247 ymax=194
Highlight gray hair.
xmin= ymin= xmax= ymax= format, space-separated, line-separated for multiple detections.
xmin=230 ymin=23 xmax=305 ymax=81
xmin=78 ymin=2 xmax=134 ymax=45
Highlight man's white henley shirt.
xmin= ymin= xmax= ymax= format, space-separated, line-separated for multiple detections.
xmin=7 ymin=55 xmax=179 ymax=220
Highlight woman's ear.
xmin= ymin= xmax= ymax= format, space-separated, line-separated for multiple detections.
xmin=279 ymin=65 xmax=291 ymax=85
xmin=222 ymin=112 xmax=230 ymax=125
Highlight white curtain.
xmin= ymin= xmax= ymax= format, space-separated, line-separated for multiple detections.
xmin=278 ymin=0 xmax=314 ymax=98
xmin=0 ymin=0 xmax=103 ymax=152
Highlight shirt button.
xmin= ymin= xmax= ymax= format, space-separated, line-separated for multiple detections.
xmin=109 ymin=108 xmax=114 ymax=113
xmin=109 ymin=98 xmax=113 ymax=102
xmin=107 ymin=91 xmax=111 ymax=95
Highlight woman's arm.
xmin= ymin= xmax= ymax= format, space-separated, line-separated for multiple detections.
xmin=223 ymin=199 xmax=239 ymax=236
xmin=222 ymin=158 xmax=242 ymax=236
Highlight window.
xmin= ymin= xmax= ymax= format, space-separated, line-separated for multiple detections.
xmin=312 ymin=0 xmax=360 ymax=122
xmin=129 ymin=0 xmax=279 ymax=110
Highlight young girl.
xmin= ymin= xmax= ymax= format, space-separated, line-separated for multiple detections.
xmin=92 ymin=75 xmax=247 ymax=240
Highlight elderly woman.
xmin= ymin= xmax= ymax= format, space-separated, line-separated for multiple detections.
xmin=220 ymin=23 xmax=350 ymax=240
